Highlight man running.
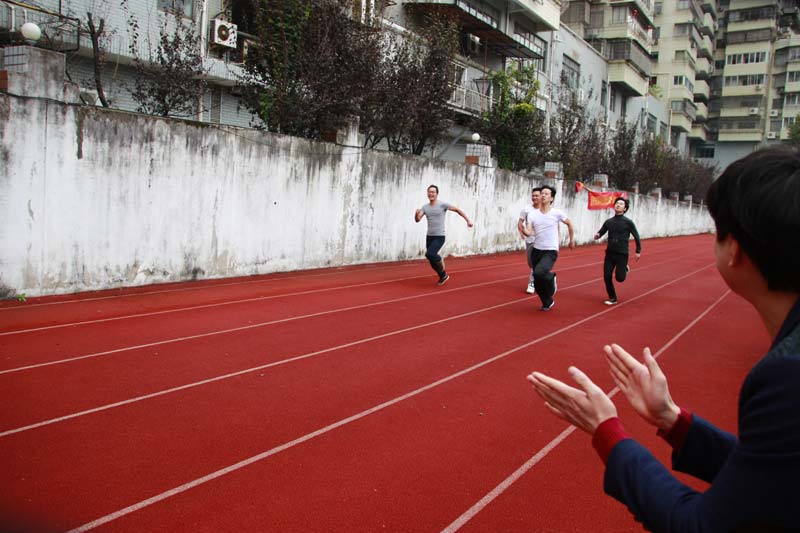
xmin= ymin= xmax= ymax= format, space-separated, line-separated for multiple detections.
xmin=522 ymin=185 xmax=575 ymax=311
xmin=594 ymin=197 xmax=642 ymax=305
xmin=518 ymin=187 xmax=543 ymax=294
xmin=415 ymin=184 xmax=473 ymax=285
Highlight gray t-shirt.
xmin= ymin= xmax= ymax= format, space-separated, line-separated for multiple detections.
xmin=422 ymin=202 xmax=451 ymax=236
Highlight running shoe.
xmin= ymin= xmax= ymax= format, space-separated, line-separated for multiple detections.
xmin=541 ymin=301 xmax=555 ymax=311
xmin=526 ymin=274 xmax=536 ymax=294
xmin=437 ymin=274 xmax=450 ymax=286
xmin=604 ymin=299 xmax=618 ymax=305
xmin=552 ymin=273 xmax=557 ymax=295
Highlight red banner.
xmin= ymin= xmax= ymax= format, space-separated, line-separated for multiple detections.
xmin=587 ymin=190 xmax=627 ymax=210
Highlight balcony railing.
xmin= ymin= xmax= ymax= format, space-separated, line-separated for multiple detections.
xmin=449 ymin=83 xmax=492 ymax=114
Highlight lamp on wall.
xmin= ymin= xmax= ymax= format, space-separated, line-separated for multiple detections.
xmin=20 ymin=22 xmax=42 ymax=44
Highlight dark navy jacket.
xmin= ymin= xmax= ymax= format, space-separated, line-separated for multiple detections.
xmin=604 ymin=298 xmax=800 ymax=532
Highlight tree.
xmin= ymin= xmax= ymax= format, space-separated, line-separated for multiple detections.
xmin=85 ymin=13 xmax=111 ymax=107
xmin=545 ymin=85 xmax=606 ymax=181
xmin=789 ymin=113 xmax=800 ymax=145
xmin=360 ymin=13 xmax=459 ymax=154
xmin=125 ymin=5 xmax=208 ymax=118
xmin=239 ymin=0 xmax=384 ymax=139
xmin=604 ymin=118 xmax=639 ymax=191
xmin=475 ymin=64 xmax=547 ymax=171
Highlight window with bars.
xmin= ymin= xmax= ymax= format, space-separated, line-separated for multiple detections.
xmin=561 ymin=55 xmax=580 ymax=89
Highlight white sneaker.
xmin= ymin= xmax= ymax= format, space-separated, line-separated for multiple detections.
xmin=526 ymin=282 xmax=535 ymax=294
xmin=604 ymin=299 xmax=618 ymax=305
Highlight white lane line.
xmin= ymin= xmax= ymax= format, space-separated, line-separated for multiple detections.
xmin=0 ymin=274 xmax=530 ymax=375
xmin=440 ymin=289 xmax=732 ymax=532
xmin=0 ymin=260 xmax=431 ymax=311
xmin=0 ymin=241 xmax=688 ymax=321
xmin=63 ymin=263 xmax=716 ymax=532
xmin=0 ymin=262 xmax=535 ymax=336
xmin=1 ymin=244 xmax=619 ymax=312
xmin=0 ymin=252 xmax=690 ymax=375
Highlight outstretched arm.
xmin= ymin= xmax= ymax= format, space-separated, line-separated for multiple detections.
xmin=562 ymin=218 xmax=575 ymax=249
xmin=595 ymin=221 xmax=609 ymax=241
xmin=449 ymin=206 xmax=474 ymax=227
xmin=629 ymin=220 xmax=642 ymax=258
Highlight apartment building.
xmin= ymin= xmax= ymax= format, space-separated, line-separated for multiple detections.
xmin=651 ymin=0 xmax=716 ymax=154
xmin=704 ymin=0 xmax=800 ymax=170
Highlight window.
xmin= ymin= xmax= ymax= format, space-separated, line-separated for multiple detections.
xmin=785 ymin=116 xmax=796 ymax=126
xmin=785 ymin=93 xmax=800 ymax=106
xmin=561 ymin=55 xmax=580 ymax=89
xmin=677 ymin=0 xmax=690 ymax=9
xmin=789 ymin=71 xmax=800 ymax=83
xmin=771 ymin=119 xmax=782 ymax=131
xmin=673 ymin=75 xmax=684 ymax=86
xmin=695 ymin=145 xmax=715 ymax=158
xmin=612 ymin=7 xmax=628 ymax=24
xmin=655 ymin=2 xmax=662 ymax=16
xmin=674 ymin=24 xmax=690 ymax=36
xmin=158 ymin=0 xmax=193 ymax=16
xmin=610 ymin=89 xmax=617 ymax=112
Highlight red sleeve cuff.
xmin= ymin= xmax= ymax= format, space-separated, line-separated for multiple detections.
xmin=592 ymin=417 xmax=630 ymax=465
xmin=656 ymin=407 xmax=693 ymax=450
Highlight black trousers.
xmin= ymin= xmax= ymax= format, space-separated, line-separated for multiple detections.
xmin=603 ymin=251 xmax=629 ymax=300
xmin=530 ymin=248 xmax=558 ymax=307
xmin=425 ymin=235 xmax=446 ymax=277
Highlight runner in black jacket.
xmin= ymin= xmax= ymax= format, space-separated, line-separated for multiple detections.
xmin=594 ymin=197 xmax=641 ymax=305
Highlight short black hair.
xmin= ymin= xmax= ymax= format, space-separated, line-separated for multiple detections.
xmin=615 ymin=197 xmax=629 ymax=213
xmin=532 ymin=186 xmax=543 ymax=193
xmin=706 ymin=146 xmax=800 ymax=292
xmin=427 ymin=184 xmax=439 ymax=193
xmin=542 ymin=185 xmax=556 ymax=200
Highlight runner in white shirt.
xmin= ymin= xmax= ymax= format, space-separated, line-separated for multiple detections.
xmin=518 ymin=187 xmax=543 ymax=294
xmin=523 ymin=185 xmax=575 ymax=311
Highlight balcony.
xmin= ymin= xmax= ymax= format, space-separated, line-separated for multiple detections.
xmin=727 ymin=17 xmax=778 ymax=34
xmin=786 ymin=72 xmax=800 ymax=93
xmin=722 ymin=83 xmax=767 ymax=97
xmin=448 ymin=82 xmax=492 ymax=115
xmin=696 ymin=57 xmax=713 ymax=80
xmin=506 ymin=0 xmax=561 ymax=31
xmin=700 ymin=0 xmax=717 ymax=19
xmin=689 ymin=123 xmax=709 ymax=141
xmin=700 ymin=12 xmax=716 ymax=37
xmin=695 ymin=101 xmax=709 ymax=121
xmin=694 ymin=79 xmax=710 ymax=101
xmin=720 ymin=105 xmax=764 ymax=118
xmin=406 ymin=0 xmax=545 ymax=59
xmin=599 ymin=17 xmax=653 ymax=52
xmin=698 ymin=35 xmax=714 ymax=59
xmin=671 ymin=99 xmax=697 ymax=132
xmin=610 ymin=0 xmax=656 ymax=27
xmin=718 ymin=129 xmax=764 ymax=142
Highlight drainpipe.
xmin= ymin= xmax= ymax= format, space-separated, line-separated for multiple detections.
xmin=198 ymin=0 xmax=208 ymax=122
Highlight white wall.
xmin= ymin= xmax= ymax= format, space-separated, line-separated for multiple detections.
xmin=0 ymin=94 xmax=713 ymax=297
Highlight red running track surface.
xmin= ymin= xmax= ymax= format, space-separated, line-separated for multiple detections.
xmin=0 ymin=234 xmax=768 ymax=532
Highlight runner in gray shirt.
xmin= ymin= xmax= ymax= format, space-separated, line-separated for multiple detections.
xmin=414 ymin=184 xmax=473 ymax=285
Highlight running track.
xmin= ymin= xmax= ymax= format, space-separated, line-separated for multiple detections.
xmin=0 ymin=234 xmax=768 ymax=532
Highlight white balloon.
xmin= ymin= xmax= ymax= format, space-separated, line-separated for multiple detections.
xmin=471 ymin=132 xmax=480 ymax=142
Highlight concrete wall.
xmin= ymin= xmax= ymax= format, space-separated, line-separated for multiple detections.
xmin=0 ymin=93 xmax=713 ymax=297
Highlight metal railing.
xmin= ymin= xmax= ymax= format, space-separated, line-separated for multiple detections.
xmin=0 ymin=0 xmax=80 ymax=52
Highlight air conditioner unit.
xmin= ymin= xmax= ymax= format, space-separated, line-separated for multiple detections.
xmin=767 ymin=131 xmax=778 ymax=139
xmin=770 ymin=109 xmax=780 ymax=117
xmin=212 ymin=19 xmax=238 ymax=48
xmin=749 ymin=107 xmax=760 ymax=115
